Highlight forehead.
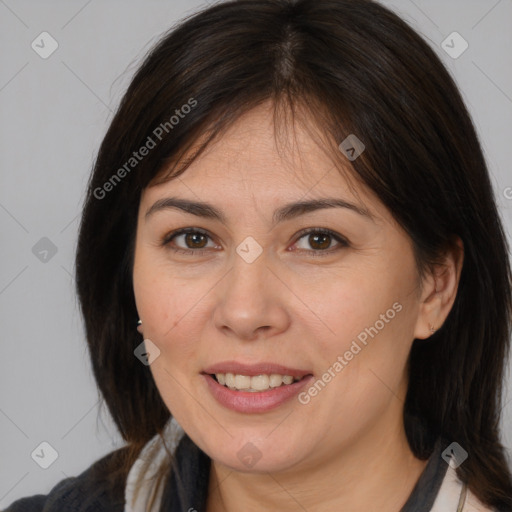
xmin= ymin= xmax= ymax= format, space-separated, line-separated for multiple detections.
xmin=142 ymin=101 xmax=388 ymax=223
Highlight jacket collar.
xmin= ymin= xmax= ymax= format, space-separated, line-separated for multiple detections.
xmin=124 ymin=417 xmax=186 ymax=512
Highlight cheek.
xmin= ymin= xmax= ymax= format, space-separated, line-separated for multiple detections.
xmin=133 ymin=267 xmax=209 ymax=420
xmin=133 ymin=256 xmax=209 ymax=363
xmin=306 ymin=267 xmax=418 ymax=402
xmin=308 ymin=270 xmax=406 ymax=355
xmin=300 ymin=299 xmax=415 ymax=445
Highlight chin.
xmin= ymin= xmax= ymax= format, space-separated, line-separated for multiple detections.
xmin=205 ymin=434 xmax=309 ymax=474
xmin=215 ymin=452 xmax=301 ymax=474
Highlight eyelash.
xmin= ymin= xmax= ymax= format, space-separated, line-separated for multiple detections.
xmin=160 ymin=227 xmax=349 ymax=258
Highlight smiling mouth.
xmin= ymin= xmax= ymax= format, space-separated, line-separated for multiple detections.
xmin=209 ymin=373 xmax=311 ymax=392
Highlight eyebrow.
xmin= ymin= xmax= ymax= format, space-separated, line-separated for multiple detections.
xmin=145 ymin=196 xmax=375 ymax=226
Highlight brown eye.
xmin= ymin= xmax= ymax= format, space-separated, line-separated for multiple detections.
xmin=183 ymin=232 xmax=208 ymax=249
xmin=308 ymin=233 xmax=332 ymax=250
xmin=162 ymin=228 xmax=217 ymax=254
xmin=292 ymin=228 xmax=348 ymax=256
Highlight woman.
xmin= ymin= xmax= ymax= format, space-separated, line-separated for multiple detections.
xmin=6 ymin=0 xmax=512 ymax=510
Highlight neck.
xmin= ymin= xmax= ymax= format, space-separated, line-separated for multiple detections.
xmin=205 ymin=404 xmax=428 ymax=512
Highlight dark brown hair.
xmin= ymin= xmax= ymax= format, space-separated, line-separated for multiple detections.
xmin=75 ymin=0 xmax=512 ymax=508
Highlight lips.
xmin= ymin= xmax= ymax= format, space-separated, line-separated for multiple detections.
xmin=201 ymin=361 xmax=313 ymax=414
xmin=202 ymin=373 xmax=314 ymax=413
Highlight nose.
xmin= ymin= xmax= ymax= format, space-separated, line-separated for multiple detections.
xmin=212 ymin=248 xmax=291 ymax=341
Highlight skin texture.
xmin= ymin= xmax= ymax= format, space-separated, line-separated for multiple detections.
xmin=132 ymin=101 xmax=464 ymax=512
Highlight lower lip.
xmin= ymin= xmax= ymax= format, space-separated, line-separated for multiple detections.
xmin=202 ymin=373 xmax=314 ymax=413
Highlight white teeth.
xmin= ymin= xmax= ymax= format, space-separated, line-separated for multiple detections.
xmin=235 ymin=374 xmax=251 ymax=389
xmin=269 ymin=374 xmax=283 ymax=387
xmin=251 ymin=374 xmax=269 ymax=391
xmin=214 ymin=373 xmax=302 ymax=391
xmin=225 ymin=373 xmax=235 ymax=388
xmin=282 ymin=375 xmax=294 ymax=385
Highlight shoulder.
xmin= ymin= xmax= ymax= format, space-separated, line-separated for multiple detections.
xmin=3 ymin=446 xmax=130 ymax=512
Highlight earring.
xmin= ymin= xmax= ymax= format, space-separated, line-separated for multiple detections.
xmin=137 ymin=319 xmax=142 ymax=326
xmin=137 ymin=319 xmax=143 ymax=334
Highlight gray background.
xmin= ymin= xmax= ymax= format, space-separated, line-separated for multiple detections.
xmin=1 ymin=0 xmax=511 ymax=507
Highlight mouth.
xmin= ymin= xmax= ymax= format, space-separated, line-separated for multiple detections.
xmin=201 ymin=362 xmax=314 ymax=413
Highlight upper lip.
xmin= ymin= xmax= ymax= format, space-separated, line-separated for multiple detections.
xmin=203 ymin=361 xmax=312 ymax=378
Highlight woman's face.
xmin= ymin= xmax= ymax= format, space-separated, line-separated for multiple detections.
xmin=133 ymin=101 xmax=430 ymax=474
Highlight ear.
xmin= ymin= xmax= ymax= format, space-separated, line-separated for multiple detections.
xmin=413 ymin=236 xmax=464 ymax=340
